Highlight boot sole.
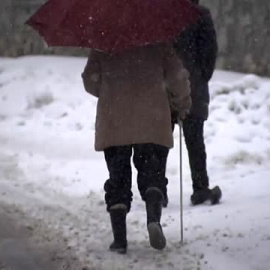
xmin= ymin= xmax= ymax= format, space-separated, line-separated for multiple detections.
xmin=147 ymin=222 xmax=166 ymax=250
xmin=109 ymin=247 xmax=127 ymax=254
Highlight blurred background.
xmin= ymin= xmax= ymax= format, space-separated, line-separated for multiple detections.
xmin=0 ymin=0 xmax=270 ymax=76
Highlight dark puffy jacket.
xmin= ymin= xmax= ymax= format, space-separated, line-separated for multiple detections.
xmin=173 ymin=5 xmax=218 ymax=120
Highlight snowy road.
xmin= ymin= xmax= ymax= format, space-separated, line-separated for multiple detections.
xmin=0 ymin=56 xmax=270 ymax=269
xmin=0 ymin=203 xmax=84 ymax=270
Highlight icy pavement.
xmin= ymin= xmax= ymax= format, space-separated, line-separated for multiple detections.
xmin=0 ymin=204 xmax=84 ymax=270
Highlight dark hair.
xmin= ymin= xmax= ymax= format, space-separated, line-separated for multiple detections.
xmin=191 ymin=0 xmax=199 ymax=4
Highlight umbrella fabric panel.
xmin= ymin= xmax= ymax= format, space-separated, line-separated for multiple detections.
xmin=26 ymin=0 xmax=202 ymax=52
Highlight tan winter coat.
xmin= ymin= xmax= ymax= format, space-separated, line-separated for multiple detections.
xmin=82 ymin=44 xmax=191 ymax=151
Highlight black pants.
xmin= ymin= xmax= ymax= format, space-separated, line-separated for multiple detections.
xmin=104 ymin=144 xmax=169 ymax=212
xmin=182 ymin=116 xmax=209 ymax=192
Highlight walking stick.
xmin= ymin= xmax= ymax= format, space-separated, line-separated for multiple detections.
xmin=178 ymin=118 xmax=184 ymax=244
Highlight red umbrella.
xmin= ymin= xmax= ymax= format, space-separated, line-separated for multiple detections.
xmin=26 ymin=0 xmax=202 ymax=53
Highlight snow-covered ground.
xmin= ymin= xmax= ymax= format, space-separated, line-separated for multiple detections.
xmin=0 ymin=56 xmax=270 ymax=270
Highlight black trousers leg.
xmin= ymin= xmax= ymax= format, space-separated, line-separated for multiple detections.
xmin=104 ymin=146 xmax=133 ymax=212
xmin=133 ymin=144 xmax=169 ymax=201
xmin=182 ymin=116 xmax=209 ymax=192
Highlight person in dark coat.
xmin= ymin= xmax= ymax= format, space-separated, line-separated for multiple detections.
xmin=172 ymin=0 xmax=222 ymax=205
xmin=82 ymin=43 xmax=191 ymax=253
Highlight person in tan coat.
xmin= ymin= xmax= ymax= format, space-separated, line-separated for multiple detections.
xmin=82 ymin=43 xmax=191 ymax=253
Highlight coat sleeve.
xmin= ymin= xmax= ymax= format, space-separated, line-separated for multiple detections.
xmin=81 ymin=50 xmax=101 ymax=97
xmin=197 ymin=8 xmax=218 ymax=81
xmin=163 ymin=45 xmax=191 ymax=120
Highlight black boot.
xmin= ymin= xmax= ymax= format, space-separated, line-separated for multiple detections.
xmin=145 ymin=187 xmax=166 ymax=250
xmin=191 ymin=188 xmax=211 ymax=205
xmin=191 ymin=186 xmax=222 ymax=205
xmin=109 ymin=204 xmax=128 ymax=254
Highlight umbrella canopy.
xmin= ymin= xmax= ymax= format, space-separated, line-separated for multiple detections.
xmin=26 ymin=0 xmax=202 ymax=52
